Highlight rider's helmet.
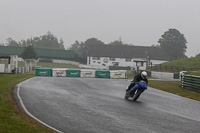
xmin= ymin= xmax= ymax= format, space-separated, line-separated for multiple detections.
xmin=141 ymin=71 xmax=147 ymax=79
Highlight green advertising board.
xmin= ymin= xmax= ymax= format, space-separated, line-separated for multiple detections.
xmin=95 ymin=70 xmax=110 ymax=78
xmin=66 ymin=69 xmax=81 ymax=77
xmin=173 ymin=73 xmax=180 ymax=79
xmin=36 ymin=68 xmax=52 ymax=76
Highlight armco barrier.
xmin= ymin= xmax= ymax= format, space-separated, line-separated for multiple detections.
xmin=95 ymin=70 xmax=110 ymax=78
xmin=66 ymin=69 xmax=81 ymax=77
xmin=182 ymin=75 xmax=200 ymax=91
xmin=36 ymin=68 xmax=52 ymax=76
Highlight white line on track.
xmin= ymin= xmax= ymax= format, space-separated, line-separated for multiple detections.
xmin=17 ymin=80 xmax=63 ymax=133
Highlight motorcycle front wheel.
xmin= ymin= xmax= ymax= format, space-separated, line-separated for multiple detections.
xmin=133 ymin=89 xmax=142 ymax=101
xmin=124 ymin=90 xmax=130 ymax=99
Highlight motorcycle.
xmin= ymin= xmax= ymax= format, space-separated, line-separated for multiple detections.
xmin=124 ymin=80 xmax=147 ymax=101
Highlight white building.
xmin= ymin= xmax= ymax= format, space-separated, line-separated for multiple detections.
xmin=86 ymin=45 xmax=169 ymax=70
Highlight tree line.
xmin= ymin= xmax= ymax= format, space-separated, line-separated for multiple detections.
xmin=0 ymin=28 xmax=190 ymax=60
xmin=69 ymin=28 xmax=188 ymax=60
xmin=2 ymin=31 xmax=65 ymax=50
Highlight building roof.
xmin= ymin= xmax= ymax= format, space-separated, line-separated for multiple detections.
xmin=87 ymin=45 xmax=169 ymax=60
xmin=0 ymin=46 xmax=24 ymax=56
xmin=34 ymin=48 xmax=74 ymax=59
xmin=0 ymin=46 xmax=75 ymax=59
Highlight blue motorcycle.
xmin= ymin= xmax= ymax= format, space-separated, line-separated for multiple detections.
xmin=125 ymin=80 xmax=147 ymax=101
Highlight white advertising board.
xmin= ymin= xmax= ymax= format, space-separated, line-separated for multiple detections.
xmin=0 ymin=64 xmax=5 ymax=73
xmin=110 ymin=70 xmax=126 ymax=79
xmin=52 ymin=68 xmax=67 ymax=77
xmin=151 ymin=71 xmax=173 ymax=79
xmin=80 ymin=69 xmax=95 ymax=78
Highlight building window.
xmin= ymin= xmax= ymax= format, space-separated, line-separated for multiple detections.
xmin=92 ymin=57 xmax=100 ymax=60
xmin=112 ymin=62 xmax=119 ymax=67
xmin=110 ymin=58 xmax=115 ymax=61
xmin=137 ymin=62 xmax=144 ymax=67
xmin=125 ymin=58 xmax=131 ymax=62
xmin=103 ymin=58 xmax=109 ymax=63
xmin=141 ymin=62 xmax=144 ymax=66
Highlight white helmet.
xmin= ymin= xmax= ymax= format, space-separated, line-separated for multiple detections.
xmin=141 ymin=71 xmax=147 ymax=79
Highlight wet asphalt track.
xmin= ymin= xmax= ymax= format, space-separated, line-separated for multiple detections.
xmin=13 ymin=77 xmax=200 ymax=133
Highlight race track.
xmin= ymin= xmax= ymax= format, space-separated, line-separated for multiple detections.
xmin=13 ymin=77 xmax=200 ymax=133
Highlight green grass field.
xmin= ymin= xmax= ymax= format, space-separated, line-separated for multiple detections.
xmin=161 ymin=56 xmax=200 ymax=70
xmin=185 ymin=70 xmax=200 ymax=76
xmin=148 ymin=80 xmax=200 ymax=101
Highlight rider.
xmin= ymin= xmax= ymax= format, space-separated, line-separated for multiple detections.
xmin=127 ymin=71 xmax=148 ymax=95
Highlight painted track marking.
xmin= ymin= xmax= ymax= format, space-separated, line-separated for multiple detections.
xmin=17 ymin=81 xmax=63 ymax=133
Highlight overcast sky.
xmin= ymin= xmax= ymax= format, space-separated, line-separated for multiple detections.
xmin=0 ymin=0 xmax=200 ymax=57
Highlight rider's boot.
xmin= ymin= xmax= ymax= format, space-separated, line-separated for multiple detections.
xmin=126 ymin=82 xmax=135 ymax=91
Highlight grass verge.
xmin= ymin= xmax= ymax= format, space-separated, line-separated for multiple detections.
xmin=0 ymin=71 xmax=55 ymax=133
xmin=148 ymin=80 xmax=200 ymax=101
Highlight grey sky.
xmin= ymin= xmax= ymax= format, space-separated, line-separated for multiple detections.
xmin=0 ymin=0 xmax=200 ymax=57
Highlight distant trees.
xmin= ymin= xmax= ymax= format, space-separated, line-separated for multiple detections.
xmin=108 ymin=38 xmax=123 ymax=45
xmin=6 ymin=32 xmax=65 ymax=50
xmin=21 ymin=45 xmax=37 ymax=60
xmin=69 ymin=38 xmax=105 ymax=58
xmin=69 ymin=40 xmax=82 ymax=56
xmin=6 ymin=38 xmax=21 ymax=47
xmin=31 ymin=32 xmax=65 ymax=50
xmin=69 ymin=38 xmax=132 ymax=58
xmin=108 ymin=38 xmax=131 ymax=46
xmin=158 ymin=28 xmax=187 ymax=60
xmin=5 ymin=29 xmax=189 ymax=61
xmin=0 ymin=43 xmax=5 ymax=46
xmin=196 ymin=53 xmax=200 ymax=57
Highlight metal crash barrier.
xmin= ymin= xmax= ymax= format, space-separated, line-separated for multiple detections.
xmin=182 ymin=75 xmax=200 ymax=92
